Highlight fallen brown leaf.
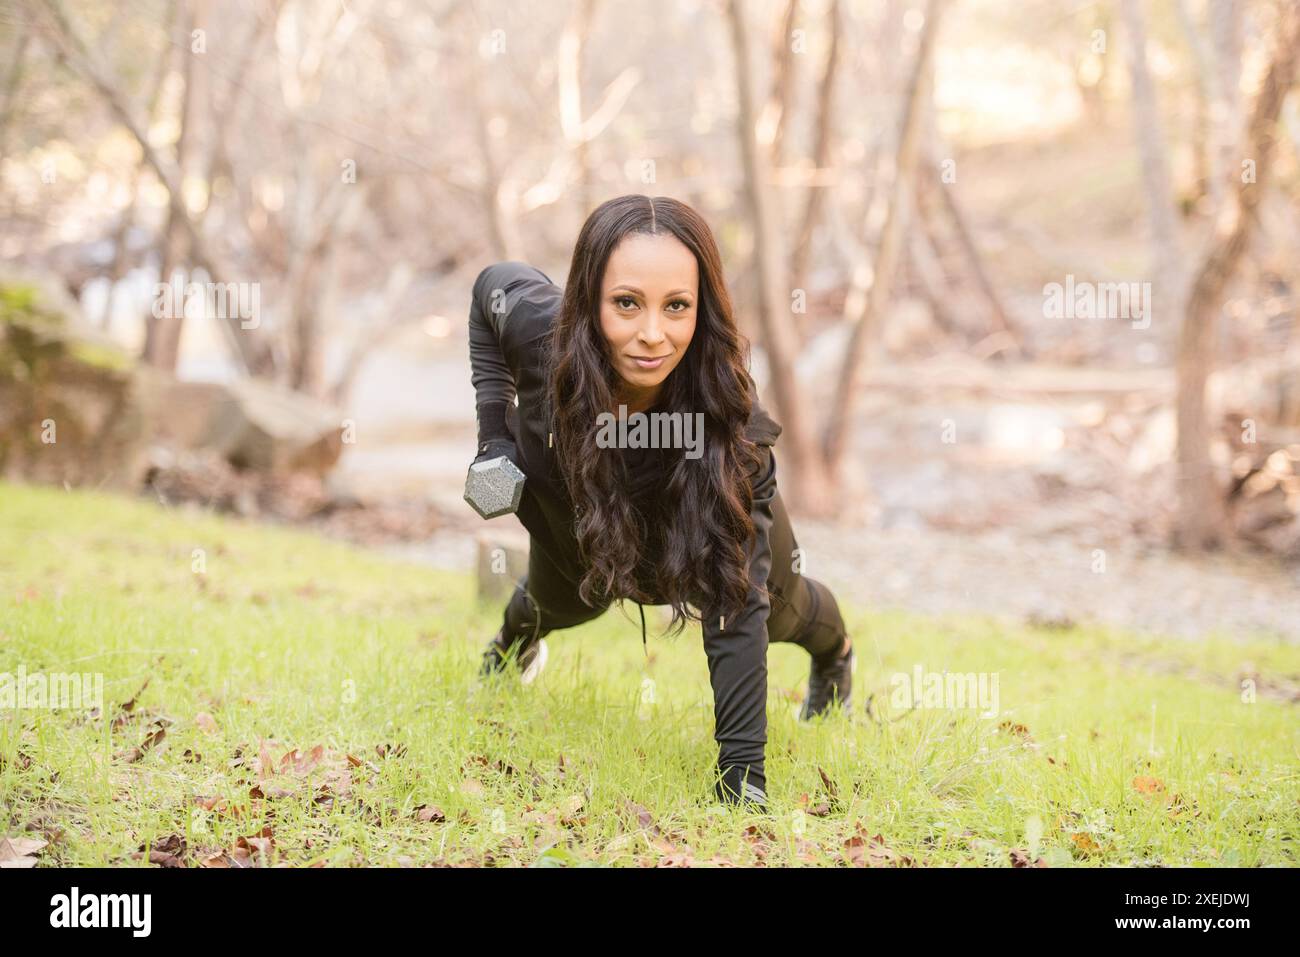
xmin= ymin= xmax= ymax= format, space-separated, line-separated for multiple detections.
xmin=0 ymin=836 xmax=48 ymax=868
xmin=235 ymin=826 xmax=275 ymax=866
xmin=1070 ymin=832 xmax=1101 ymax=856
xmin=843 ymin=824 xmax=912 ymax=867
xmin=1132 ymin=775 xmax=1165 ymax=795
xmin=414 ymin=805 xmax=446 ymax=823
xmin=1010 ymin=848 xmax=1048 ymax=868
xmin=132 ymin=833 xmax=187 ymax=868
xmin=998 ymin=721 xmax=1033 ymax=741
xmin=115 ymin=723 xmax=167 ymax=763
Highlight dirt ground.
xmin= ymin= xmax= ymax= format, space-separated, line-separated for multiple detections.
xmin=383 ymin=512 xmax=1300 ymax=645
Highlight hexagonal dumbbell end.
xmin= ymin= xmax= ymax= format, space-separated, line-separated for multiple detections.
xmin=464 ymin=455 xmax=526 ymax=519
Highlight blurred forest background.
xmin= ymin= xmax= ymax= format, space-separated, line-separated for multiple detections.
xmin=2 ymin=0 xmax=1299 ymax=640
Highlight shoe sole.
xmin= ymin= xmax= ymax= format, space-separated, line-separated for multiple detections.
xmin=520 ymin=639 xmax=549 ymax=686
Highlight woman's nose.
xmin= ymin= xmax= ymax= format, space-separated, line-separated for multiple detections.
xmin=638 ymin=313 xmax=666 ymax=345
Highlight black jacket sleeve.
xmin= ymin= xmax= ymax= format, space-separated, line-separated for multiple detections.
xmin=701 ymin=442 xmax=779 ymax=806
xmin=468 ymin=261 xmax=556 ymax=450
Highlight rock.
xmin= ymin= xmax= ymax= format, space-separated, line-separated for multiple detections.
xmin=0 ymin=273 xmax=149 ymax=490
xmin=1 ymin=270 xmax=346 ymax=490
xmin=140 ymin=376 xmax=345 ymax=476
xmin=216 ymin=378 xmax=345 ymax=475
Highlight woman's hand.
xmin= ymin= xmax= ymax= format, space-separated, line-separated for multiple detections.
xmin=475 ymin=437 xmax=520 ymax=468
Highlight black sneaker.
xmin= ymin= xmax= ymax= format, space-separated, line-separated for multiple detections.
xmin=478 ymin=629 xmax=549 ymax=686
xmin=715 ymin=768 xmax=769 ymax=811
xmin=799 ymin=641 xmax=855 ymax=721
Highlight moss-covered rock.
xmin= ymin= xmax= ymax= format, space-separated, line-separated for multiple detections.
xmin=0 ymin=272 xmax=147 ymax=489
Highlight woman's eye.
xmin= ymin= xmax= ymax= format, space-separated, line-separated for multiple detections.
xmin=615 ymin=296 xmax=637 ymax=310
xmin=667 ymin=299 xmax=690 ymax=313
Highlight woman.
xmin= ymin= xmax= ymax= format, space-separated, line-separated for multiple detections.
xmin=467 ymin=194 xmax=853 ymax=810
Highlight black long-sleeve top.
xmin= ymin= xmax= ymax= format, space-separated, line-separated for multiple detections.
xmin=468 ymin=260 xmax=783 ymax=803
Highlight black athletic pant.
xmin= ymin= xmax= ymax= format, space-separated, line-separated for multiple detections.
xmin=498 ymin=488 xmax=847 ymax=661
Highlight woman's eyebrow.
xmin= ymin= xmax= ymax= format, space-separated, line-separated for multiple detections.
xmin=609 ymin=285 xmax=694 ymax=297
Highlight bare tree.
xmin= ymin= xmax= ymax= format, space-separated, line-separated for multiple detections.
xmin=32 ymin=0 xmax=273 ymax=375
xmin=1175 ymin=2 xmax=1300 ymax=551
xmin=915 ymin=140 xmax=1021 ymax=352
xmin=559 ymin=0 xmax=601 ymax=219
xmin=727 ymin=0 xmax=831 ymax=509
xmin=0 ymin=25 xmax=32 ymax=161
xmin=1210 ymin=0 xmax=1244 ymax=217
xmin=142 ymin=0 xmax=199 ymax=372
xmin=98 ymin=4 xmax=177 ymax=330
xmin=789 ymin=0 xmax=842 ymax=317
xmin=558 ymin=0 xmax=640 ymax=227
xmin=823 ymin=0 xmax=945 ymax=475
xmin=1120 ymin=0 xmax=1184 ymax=319
xmin=764 ymin=0 xmax=801 ymax=171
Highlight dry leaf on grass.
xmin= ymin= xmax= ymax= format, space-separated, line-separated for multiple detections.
xmin=0 ymin=750 xmax=33 ymax=773
xmin=1070 ymin=832 xmax=1101 ymax=856
xmin=801 ymin=793 xmax=833 ymax=817
xmin=0 ymin=836 xmax=47 ymax=868
xmin=1132 ymin=775 xmax=1165 ymax=795
xmin=656 ymin=851 xmax=695 ymax=868
xmin=998 ymin=720 xmax=1034 ymax=741
xmin=131 ymin=833 xmax=187 ymax=868
xmin=202 ymin=827 xmax=275 ymax=868
xmin=1010 ymin=848 xmax=1049 ymax=868
xmin=843 ymin=824 xmax=913 ymax=867
xmin=114 ymin=722 xmax=167 ymax=763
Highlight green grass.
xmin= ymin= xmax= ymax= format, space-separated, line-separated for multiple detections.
xmin=1 ymin=480 xmax=1296 ymax=867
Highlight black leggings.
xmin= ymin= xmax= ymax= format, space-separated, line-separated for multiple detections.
xmin=498 ymin=488 xmax=847 ymax=660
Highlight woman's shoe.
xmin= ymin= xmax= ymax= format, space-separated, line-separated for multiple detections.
xmin=799 ymin=641 xmax=855 ymax=721
xmin=479 ymin=629 xmax=549 ymax=686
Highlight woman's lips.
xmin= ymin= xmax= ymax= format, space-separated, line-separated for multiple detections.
xmin=631 ymin=355 xmax=668 ymax=370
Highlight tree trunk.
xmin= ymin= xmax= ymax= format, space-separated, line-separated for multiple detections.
xmin=36 ymin=0 xmax=273 ymax=375
xmin=1174 ymin=0 xmax=1221 ymax=212
xmin=726 ymin=0 xmax=831 ymax=511
xmin=1210 ymin=0 xmax=1243 ymax=219
xmin=559 ymin=0 xmax=601 ymax=220
xmin=822 ymin=0 xmax=945 ymax=475
xmin=1120 ymin=0 xmax=1183 ymax=320
xmin=907 ymin=186 xmax=959 ymax=335
xmin=916 ymin=136 xmax=1021 ymax=350
xmin=101 ymin=4 xmax=176 ymax=330
xmin=1175 ymin=2 xmax=1300 ymax=551
xmin=764 ymin=0 xmax=800 ymax=171
xmin=0 ymin=29 xmax=31 ymax=161
xmin=466 ymin=32 xmax=517 ymax=261
xmin=143 ymin=0 xmax=196 ymax=372
xmin=790 ymin=0 xmax=842 ymax=322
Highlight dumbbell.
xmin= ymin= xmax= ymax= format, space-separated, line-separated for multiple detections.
xmin=463 ymin=454 xmax=526 ymax=519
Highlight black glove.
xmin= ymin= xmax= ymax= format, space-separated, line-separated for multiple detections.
xmin=474 ymin=436 xmax=519 ymax=468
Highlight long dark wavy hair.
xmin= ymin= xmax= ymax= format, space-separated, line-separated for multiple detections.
xmin=547 ymin=194 xmax=764 ymax=636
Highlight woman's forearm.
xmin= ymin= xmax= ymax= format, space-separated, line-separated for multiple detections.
xmin=469 ymin=266 xmax=520 ymax=447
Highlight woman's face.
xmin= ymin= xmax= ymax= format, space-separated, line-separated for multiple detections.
xmin=598 ymin=232 xmax=698 ymax=406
